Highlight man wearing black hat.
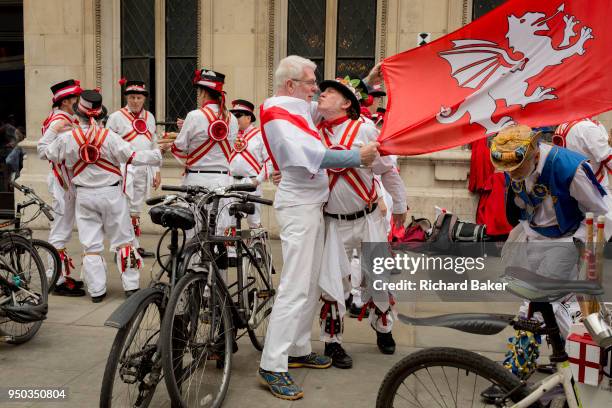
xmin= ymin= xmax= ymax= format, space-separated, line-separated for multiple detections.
xmin=228 ymin=99 xmax=271 ymax=227
xmin=37 ymin=79 xmax=86 ymax=296
xmin=358 ymin=83 xmax=387 ymax=125
xmin=106 ymin=79 xmax=159 ymax=258
xmin=41 ymin=89 xmax=163 ymax=303
xmin=315 ymin=76 xmax=407 ymax=367
xmin=164 ymin=68 xmax=238 ymax=280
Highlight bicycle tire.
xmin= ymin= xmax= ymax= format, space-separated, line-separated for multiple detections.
xmin=31 ymin=239 xmax=61 ymax=292
xmin=244 ymin=241 xmax=275 ymax=351
xmin=161 ymin=270 xmax=233 ymax=408
xmin=100 ymin=291 xmax=164 ymax=408
xmin=0 ymin=234 xmax=47 ymax=344
xmin=376 ymin=347 xmax=544 ymax=408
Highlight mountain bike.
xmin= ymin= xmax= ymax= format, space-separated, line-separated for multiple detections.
xmin=159 ymin=183 xmax=275 ymax=408
xmin=376 ymin=267 xmax=612 ymax=408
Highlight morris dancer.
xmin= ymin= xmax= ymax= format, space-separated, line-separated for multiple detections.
xmin=257 ymin=55 xmax=379 ymax=400
xmin=165 ymin=68 xmax=238 ymax=279
xmin=481 ymin=124 xmax=608 ymax=401
xmin=41 ymin=90 xmax=162 ymax=302
xmin=228 ymin=99 xmax=271 ymax=227
xmin=316 ymin=77 xmax=407 ymax=368
xmin=37 ymin=79 xmax=85 ymax=296
xmin=106 ymin=79 xmax=160 ymax=258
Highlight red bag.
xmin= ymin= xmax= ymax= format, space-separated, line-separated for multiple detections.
xmin=389 ymin=217 xmax=430 ymax=243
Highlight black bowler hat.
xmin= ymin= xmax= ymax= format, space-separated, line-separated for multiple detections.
xmin=119 ymin=78 xmax=149 ymax=96
xmin=193 ymin=68 xmax=226 ymax=93
xmin=319 ymin=76 xmax=362 ymax=114
xmin=73 ymin=89 xmax=107 ymax=120
xmin=230 ymin=99 xmax=256 ymax=122
xmin=51 ymin=79 xmax=82 ymax=104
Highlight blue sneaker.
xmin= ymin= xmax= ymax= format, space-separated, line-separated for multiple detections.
xmin=288 ymin=352 xmax=332 ymax=369
xmin=258 ymin=368 xmax=304 ymax=400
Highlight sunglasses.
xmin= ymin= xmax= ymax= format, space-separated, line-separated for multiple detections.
xmin=233 ymin=112 xmax=247 ymax=118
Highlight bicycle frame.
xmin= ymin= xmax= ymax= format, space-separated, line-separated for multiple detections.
xmin=509 ymin=361 xmax=580 ymax=408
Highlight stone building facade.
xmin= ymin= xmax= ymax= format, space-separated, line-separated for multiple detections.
xmin=14 ymin=0 xmax=612 ymax=234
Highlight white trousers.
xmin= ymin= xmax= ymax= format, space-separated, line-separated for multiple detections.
xmin=127 ymin=165 xmax=150 ymax=216
xmin=260 ymin=203 xmax=325 ymax=372
xmin=182 ymin=172 xmax=232 ymax=236
xmin=47 ymin=175 xmax=76 ymax=284
xmin=320 ymin=209 xmax=394 ymax=342
xmin=75 ymin=185 xmax=139 ymax=297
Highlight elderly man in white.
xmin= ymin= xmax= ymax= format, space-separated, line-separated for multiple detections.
xmin=257 ymin=55 xmax=379 ymax=400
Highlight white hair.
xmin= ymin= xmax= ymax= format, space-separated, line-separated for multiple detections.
xmin=274 ymin=55 xmax=317 ymax=91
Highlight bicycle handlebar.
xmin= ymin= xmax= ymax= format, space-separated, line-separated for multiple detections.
xmin=146 ymin=196 xmax=167 ymax=205
xmin=41 ymin=206 xmax=54 ymax=222
xmin=245 ymin=194 xmax=273 ymax=206
xmin=12 ymin=181 xmax=55 ymax=221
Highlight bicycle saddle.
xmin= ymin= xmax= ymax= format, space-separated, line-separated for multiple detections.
xmin=501 ymin=266 xmax=603 ymax=302
xmin=398 ymin=313 xmax=514 ymax=335
xmin=149 ymin=205 xmax=195 ymax=230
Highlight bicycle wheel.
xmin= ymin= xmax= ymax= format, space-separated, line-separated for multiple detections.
xmin=31 ymin=239 xmax=61 ymax=292
xmin=243 ymin=240 xmax=275 ymax=351
xmin=376 ymin=347 xmax=543 ymax=408
xmin=0 ymin=234 xmax=47 ymax=344
xmin=100 ymin=291 xmax=164 ymax=408
xmin=161 ymin=269 xmax=233 ymax=408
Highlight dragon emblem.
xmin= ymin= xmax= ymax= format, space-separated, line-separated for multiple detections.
xmin=436 ymin=4 xmax=593 ymax=134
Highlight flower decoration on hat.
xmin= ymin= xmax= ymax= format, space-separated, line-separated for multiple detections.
xmin=490 ymin=124 xmax=541 ymax=172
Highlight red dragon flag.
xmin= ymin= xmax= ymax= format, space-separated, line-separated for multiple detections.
xmin=379 ymin=0 xmax=612 ymax=155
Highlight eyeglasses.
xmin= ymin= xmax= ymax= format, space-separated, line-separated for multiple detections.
xmin=233 ymin=112 xmax=246 ymax=118
xmin=291 ymin=78 xmax=318 ymax=87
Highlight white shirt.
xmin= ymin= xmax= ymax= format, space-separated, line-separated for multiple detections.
xmin=229 ymin=124 xmax=271 ymax=182
xmin=43 ymin=121 xmax=162 ymax=188
xmin=513 ymin=144 xmax=608 ymax=241
xmin=37 ymin=108 xmax=78 ymax=159
xmin=106 ymin=107 xmax=157 ymax=152
xmin=173 ymin=103 xmax=238 ymax=171
xmin=322 ymin=119 xmax=407 ymax=214
xmin=261 ymin=96 xmax=329 ymax=209
xmin=560 ymin=119 xmax=611 ymax=188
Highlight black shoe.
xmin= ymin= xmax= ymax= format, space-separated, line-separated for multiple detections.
xmin=349 ymin=303 xmax=368 ymax=318
xmin=53 ymin=281 xmax=86 ymax=297
xmin=376 ymin=331 xmax=396 ymax=355
xmin=324 ymin=342 xmax=353 ymax=369
xmin=64 ymin=277 xmax=84 ymax=289
xmin=228 ymin=257 xmax=237 ymax=268
xmin=91 ymin=293 xmax=106 ymax=303
xmin=480 ymin=385 xmax=505 ymax=403
xmin=125 ymin=289 xmax=139 ymax=298
xmin=137 ymin=248 xmax=155 ymax=258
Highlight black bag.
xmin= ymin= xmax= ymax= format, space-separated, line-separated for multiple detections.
xmin=427 ymin=213 xmax=487 ymax=256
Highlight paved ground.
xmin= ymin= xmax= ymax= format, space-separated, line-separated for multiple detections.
xmin=1 ymin=233 xmax=610 ymax=407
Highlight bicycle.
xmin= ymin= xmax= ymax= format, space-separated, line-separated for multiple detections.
xmin=0 ymin=231 xmax=48 ymax=345
xmin=159 ymin=183 xmax=275 ymax=408
xmin=8 ymin=182 xmax=61 ymax=293
xmin=376 ymin=267 xmax=612 ymax=408
xmin=100 ymin=185 xmax=208 ymax=407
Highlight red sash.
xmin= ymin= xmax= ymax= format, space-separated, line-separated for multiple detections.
xmin=321 ymin=120 xmax=377 ymax=205
xmin=229 ymin=127 xmax=262 ymax=173
xmin=119 ymin=108 xmax=152 ymax=142
xmin=172 ymin=106 xmax=232 ymax=168
xmin=41 ymin=111 xmax=77 ymax=189
xmin=72 ymin=126 xmax=122 ymax=178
